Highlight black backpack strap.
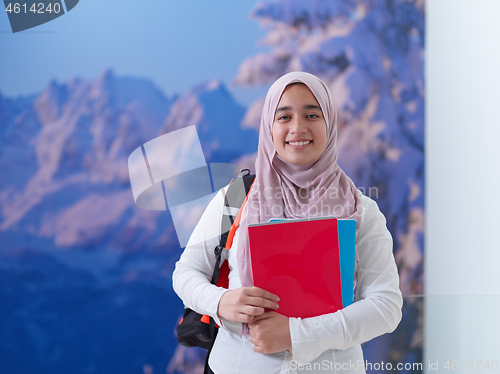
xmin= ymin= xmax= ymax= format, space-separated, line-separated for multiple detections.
xmin=241 ymin=169 xmax=256 ymax=194
xmin=203 ymin=319 xmax=217 ymax=374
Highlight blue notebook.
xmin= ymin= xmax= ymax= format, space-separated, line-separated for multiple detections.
xmin=337 ymin=220 xmax=356 ymax=307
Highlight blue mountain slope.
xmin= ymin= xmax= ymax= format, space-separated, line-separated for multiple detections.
xmin=0 ymin=247 xmax=184 ymax=374
xmin=0 ymin=68 xmax=259 ymax=373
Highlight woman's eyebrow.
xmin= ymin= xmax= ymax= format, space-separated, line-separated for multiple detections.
xmin=275 ymin=106 xmax=292 ymax=113
xmin=304 ymin=104 xmax=322 ymax=112
xmin=275 ymin=104 xmax=322 ymax=113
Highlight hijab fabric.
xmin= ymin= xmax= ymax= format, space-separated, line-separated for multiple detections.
xmin=236 ymin=72 xmax=363 ymax=334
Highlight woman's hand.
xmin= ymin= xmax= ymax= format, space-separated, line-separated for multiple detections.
xmin=248 ymin=311 xmax=292 ymax=354
xmin=217 ymin=286 xmax=280 ymax=323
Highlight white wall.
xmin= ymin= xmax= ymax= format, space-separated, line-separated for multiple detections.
xmin=425 ymin=0 xmax=500 ymax=369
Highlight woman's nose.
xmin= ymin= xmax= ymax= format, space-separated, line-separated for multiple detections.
xmin=289 ymin=117 xmax=306 ymax=134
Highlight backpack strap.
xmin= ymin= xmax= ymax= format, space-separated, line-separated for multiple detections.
xmin=211 ymin=172 xmax=255 ymax=285
xmin=190 ymin=172 xmax=255 ymax=374
xmin=224 ymin=175 xmax=255 ymax=250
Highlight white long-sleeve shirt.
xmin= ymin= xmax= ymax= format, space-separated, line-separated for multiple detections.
xmin=172 ymin=188 xmax=403 ymax=374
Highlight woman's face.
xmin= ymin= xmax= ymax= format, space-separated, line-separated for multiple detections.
xmin=272 ymin=83 xmax=328 ymax=166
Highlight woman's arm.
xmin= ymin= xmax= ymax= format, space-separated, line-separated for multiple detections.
xmin=172 ymin=188 xmax=279 ymax=325
xmin=172 ymin=189 xmax=229 ymax=323
xmin=289 ymin=195 xmax=403 ymax=364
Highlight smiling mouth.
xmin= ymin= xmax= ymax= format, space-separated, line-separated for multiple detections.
xmin=287 ymin=140 xmax=312 ymax=146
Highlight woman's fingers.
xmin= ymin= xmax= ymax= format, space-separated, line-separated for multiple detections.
xmin=249 ymin=310 xmax=274 ymax=323
xmin=231 ymin=287 xmax=279 ymax=310
xmin=247 ymin=286 xmax=280 ymax=303
xmin=245 ymin=296 xmax=279 ymax=311
xmin=239 ymin=287 xmax=280 ymax=313
xmin=217 ymin=287 xmax=280 ymax=323
xmin=248 ymin=311 xmax=292 ymax=354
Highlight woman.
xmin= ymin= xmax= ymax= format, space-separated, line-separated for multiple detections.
xmin=173 ymin=72 xmax=402 ymax=373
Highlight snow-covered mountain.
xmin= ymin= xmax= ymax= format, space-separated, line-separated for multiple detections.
xmin=0 ymin=69 xmax=258 ymax=373
xmin=161 ymin=79 xmax=258 ymax=162
xmin=0 ymin=69 xmax=256 ymax=250
xmin=1 ymin=0 xmax=424 ymax=372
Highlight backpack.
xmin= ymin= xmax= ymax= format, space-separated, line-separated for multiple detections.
xmin=176 ymin=171 xmax=255 ymax=373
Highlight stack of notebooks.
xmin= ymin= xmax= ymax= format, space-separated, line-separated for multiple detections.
xmin=248 ymin=217 xmax=356 ymax=319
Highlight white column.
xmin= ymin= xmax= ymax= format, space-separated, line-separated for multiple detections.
xmin=425 ymin=0 xmax=500 ymax=370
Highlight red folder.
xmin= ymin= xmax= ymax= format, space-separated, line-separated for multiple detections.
xmin=248 ymin=217 xmax=342 ymax=319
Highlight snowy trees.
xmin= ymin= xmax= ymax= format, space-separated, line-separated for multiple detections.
xmin=235 ymin=0 xmax=425 ymax=365
xmin=237 ymin=0 xmax=424 ymax=295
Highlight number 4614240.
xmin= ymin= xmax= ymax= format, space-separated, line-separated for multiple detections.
xmin=444 ymin=360 xmax=499 ymax=371
xmin=5 ymin=3 xmax=62 ymax=14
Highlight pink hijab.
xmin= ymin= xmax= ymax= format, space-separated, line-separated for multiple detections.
xmin=237 ymin=72 xmax=363 ymax=292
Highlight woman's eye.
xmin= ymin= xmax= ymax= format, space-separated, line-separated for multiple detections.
xmin=307 ymin=114 xmax=319 ymax=118
xmin=278 ymin=115 xmax=291 ymax=120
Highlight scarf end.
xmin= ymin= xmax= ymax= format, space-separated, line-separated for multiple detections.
xmin=239 ymin=323 xmax=250 ymax=338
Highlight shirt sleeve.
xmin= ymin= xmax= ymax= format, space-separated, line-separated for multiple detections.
xmin=289 ymin=195 xmax=403 ymax=364
xmin=172 ymin=188 xmax=230 ymax=327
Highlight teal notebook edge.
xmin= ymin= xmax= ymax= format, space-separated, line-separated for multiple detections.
xmin=338 ymin=220 xmax=356 ymax=308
